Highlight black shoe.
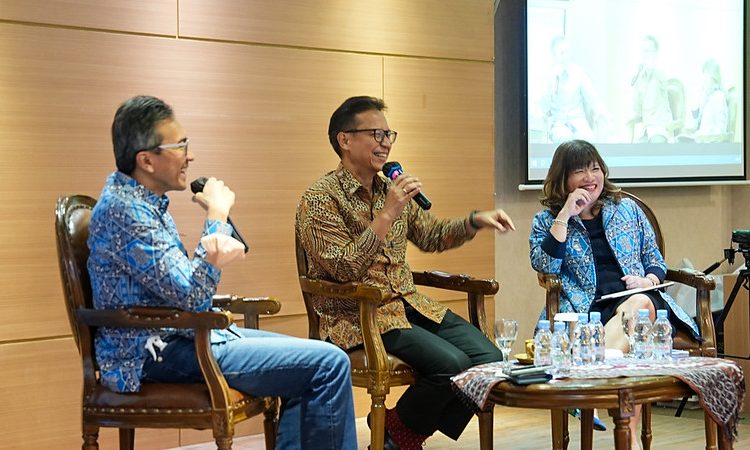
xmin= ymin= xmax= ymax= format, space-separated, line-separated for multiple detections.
xmin=367 ymin=412 xmax=403 ymax=450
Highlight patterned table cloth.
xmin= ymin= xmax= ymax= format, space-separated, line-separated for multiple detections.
xmin=451 ymin=357 xmax=745 ymax=440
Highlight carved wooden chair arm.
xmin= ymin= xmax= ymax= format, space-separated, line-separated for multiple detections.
xmin=538 ymin=272 xmax=562 ymax=326
xmin=298 ymin=277 xmax=392 ymax=304
xmin=666 ymin=269 xmax=717 ymax=356
xmin=212 ymin=294 xmax=282 ymax=329
xmin=76 ymin=307 xmax=233 ymax=330
xmin=666 ymin=269 xmax=716 ymax=290
xmin=412 ymin=270 xmax=499 ymax=295
xmin=413 ymin=270 xmax=499 ymax=340
xmin=76 ymin=306 xmax=243 ymax=410
xmin=298 ymin=276 xmax=395 ymax=383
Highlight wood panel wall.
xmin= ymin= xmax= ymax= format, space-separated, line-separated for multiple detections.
xmin=0 ymin=1 xmax=495 ymax=448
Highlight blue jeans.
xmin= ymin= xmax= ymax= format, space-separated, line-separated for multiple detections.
xmin=142 ymin=327 xmax=357 ymax=450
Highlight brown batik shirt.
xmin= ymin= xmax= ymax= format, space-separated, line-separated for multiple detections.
xmin=295 ymin=163 xmax=474 ymax=350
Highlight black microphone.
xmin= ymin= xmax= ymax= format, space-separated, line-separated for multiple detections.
xmin=190 ymin=177 xmax=249 ymax=253
xmin=630 ymin=64 xmax=643 ymax=87
xmin=382 ymin=161 xmax=432 ymax=210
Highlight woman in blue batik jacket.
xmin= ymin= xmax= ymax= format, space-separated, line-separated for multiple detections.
xmin=529 ymin=139 xmax=698 ymax=448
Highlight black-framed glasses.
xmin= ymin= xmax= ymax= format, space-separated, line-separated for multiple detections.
xmin=144 ymin=138 xmax=190 ymax=156
xmin=344 ymin=128 xmax=397 ymax=144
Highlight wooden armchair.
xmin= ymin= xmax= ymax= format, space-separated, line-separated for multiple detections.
xmin=295 ymin=234 xmax=498 ymax=450
xmin=538 ymin=191 xmax=718 ymax=450
xmin=55 ymin=195 xmax=280 ymax=450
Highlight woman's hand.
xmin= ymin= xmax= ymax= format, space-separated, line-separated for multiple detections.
xmin=621 ymin=274 xmax=655 ymax=290
xmin=561 ymin=188 xmax=594 ymax=218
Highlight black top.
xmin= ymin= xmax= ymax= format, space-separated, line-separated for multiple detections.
xmin=582 ymin=214 xmax=626 ymax=299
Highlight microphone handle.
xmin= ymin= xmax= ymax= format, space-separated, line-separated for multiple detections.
xmin=226 ymin=216 xmax=250 ymax=253
xmin=413 ymin=192 xmax=432 ymax=210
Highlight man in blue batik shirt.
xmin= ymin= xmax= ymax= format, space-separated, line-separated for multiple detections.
xmin=88 ymin=95 xmax=357 ymax=449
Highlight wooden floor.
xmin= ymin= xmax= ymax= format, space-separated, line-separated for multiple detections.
xmin=170 ymin=405 xmax=750 ymax=450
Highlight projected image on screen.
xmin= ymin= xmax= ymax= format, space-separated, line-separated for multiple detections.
xmin=526 ymin=0 xmax=745 ymax=183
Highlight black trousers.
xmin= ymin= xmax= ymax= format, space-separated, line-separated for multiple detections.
xmin=381 ymin=303 xmax=502 ymax=439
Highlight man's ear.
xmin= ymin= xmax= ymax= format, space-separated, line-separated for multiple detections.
xmin=336 ymin=131 xmax=350 ymax=153
xmin=134 ymin=151 xmax=156 ymax=174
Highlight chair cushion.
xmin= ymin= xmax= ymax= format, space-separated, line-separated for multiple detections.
xmin=86 ymin=383 xmax=249 ymax=411
xmin=347 ymin=348 xmax=415 ymax=375
xmin=674 ymin=329 xmax=701 ymax=353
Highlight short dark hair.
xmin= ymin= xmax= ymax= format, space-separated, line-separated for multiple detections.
xmin=111 ymin=95 xmax=174 ymax=174
xmin=328 ymin=96 xmax=386 ymax=157
xmin=644 ymin=35 xmax=659 ymax=52
xmin=540 ymin=140 xmax=620 ymax=215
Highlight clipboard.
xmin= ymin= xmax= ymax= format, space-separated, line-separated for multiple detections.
xmin=597 ymin=281 xmax=674 ymax=301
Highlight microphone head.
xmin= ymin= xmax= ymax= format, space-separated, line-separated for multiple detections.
xmin=382 ymin=161 xmax=402 ymax=180
xmin=190 ymin=177 xmax=208 ymax=194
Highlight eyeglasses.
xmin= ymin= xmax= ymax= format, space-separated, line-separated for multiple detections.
xmin=144 ymin=139 xmax=190 ymax=156
xmin=344 ymin=128 xmax=398 ymax=144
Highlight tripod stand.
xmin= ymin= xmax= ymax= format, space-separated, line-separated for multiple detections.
xmin=716 ymin=264 xmax=750 ymax=359
xmin=674 ymin=249 xmax=748 ymax=417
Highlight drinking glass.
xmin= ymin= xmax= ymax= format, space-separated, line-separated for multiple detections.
xmin=620 ymin=310 xmax=637 ymax=357
xmin=494 ymin=318 xmax=519 ymax=373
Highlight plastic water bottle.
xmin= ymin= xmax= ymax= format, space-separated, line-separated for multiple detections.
xmin=534 ymin=320 xmax=553 ymax=366
xmin=589 ymin=311 xmax=606 ymax=364
xmin=633 ymin=308 xmax=653 ymax=359
xmin=651 ymin=309 xmax=673 ymax=361
xmin=550 ymin=321 xmax=571 ymax=377
xmin=572 ymin=313 xmax=593 ymax=365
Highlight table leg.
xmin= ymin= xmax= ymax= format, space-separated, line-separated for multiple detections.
xmin=705 ymin=411 xmax=727 ymax=450
xmin=612 ymin=414 xmax=632 ymax=450
xmin=641 ymin=403 xmax=652 ymax=450
xmin=611 ymin=389 xmax=636 ymax=450
xmin=551 ymin=409 xmax=567 ymax=450
xmin=478 ymin=408 xmax=494 ymax=450
xmin=581 ymin=409 xmax=594 ymax=450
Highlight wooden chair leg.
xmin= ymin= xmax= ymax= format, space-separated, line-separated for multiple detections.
xmin=118 ymin=428 xmax=134 ymax=450
xmin=214 ymin=437 xmax=232 ymax=450
xmin=82 ymin=425 xmax=99 ymax=450
xmin=478 ymin=408 xmax=494 ymax=450
xmin=641 ymin=403 xmax=652 ymax=450
xmin=704 ymin=410 xmax=719 ymax=450
xmin=263 ymin=404 xmax=278 ymax=450
xmin=369 ymin=394 xmax=387 ymax=450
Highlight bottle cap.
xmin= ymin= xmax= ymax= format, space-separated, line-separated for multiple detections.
xmin=538 ymin=319 xmax=550 ymax=329
xmin=656 ymin=309 xmax=668 ymax=319
xmin=554 ymin=321 xmax=565 ymax=331
xmin=589 ymin=311 xmax=601 ymax=322
xmin=577 ymin=312 xmax=589 ymax=323
xmin=638 ymin=309 xmax=649 ymax=318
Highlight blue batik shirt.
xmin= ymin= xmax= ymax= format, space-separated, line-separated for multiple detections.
xmin=88 ymin=171 xmax=235 ymax=392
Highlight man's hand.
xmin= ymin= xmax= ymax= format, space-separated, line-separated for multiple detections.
xmin=370 ymin=173 xmax=421 ymax=240
xmin=192 ymin=177 xmax=235 ymax=222
xmin=470 ymin=209 xmax=516 ymax=233
xmin=381 ymin=173 xmax=422 ymax=223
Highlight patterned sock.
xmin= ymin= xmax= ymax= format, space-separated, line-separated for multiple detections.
xmin=385 ymin=408 xmax=429 ymax=450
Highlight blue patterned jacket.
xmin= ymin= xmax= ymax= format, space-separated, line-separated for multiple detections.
xmin=529 ymin=197 xmax=699 ymax=337
xmin=88 ymin=172 xmax=234 ymax=392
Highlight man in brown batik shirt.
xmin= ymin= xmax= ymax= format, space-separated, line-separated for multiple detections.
xmin=296 ymin=96 xmax=515 ymax=450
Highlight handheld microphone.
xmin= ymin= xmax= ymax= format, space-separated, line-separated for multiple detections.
xmin=630 ymin=64 xmax=643 ymax=87
xmin=382 ymin=161 xmax=432 ymax=210
xmin=190 ymin=177 xmax=249 ymax=253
